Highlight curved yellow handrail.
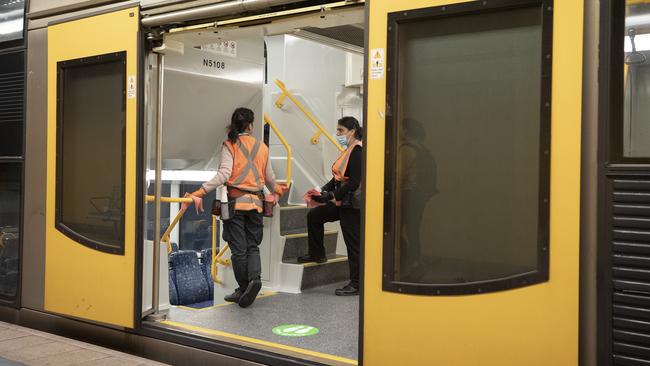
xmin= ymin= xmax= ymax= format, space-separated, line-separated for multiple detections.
xmin=145 ymin=195 xmax=193 ymax=253
xmin=264 ymin=113 xmax=292 ymax=186
xmin=274 ymin=79 xmax=344 ymax=152
xmin=211 ymin=215 xmax=220 ymax=284
xmin=211 ymin=221 xmax=231 ymax=285
xmin=210 ymin=215 xmax=232 ymax=284
xmin=161 ymin=207 xmax=187 ymax=254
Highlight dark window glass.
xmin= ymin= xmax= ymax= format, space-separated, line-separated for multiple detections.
xmin=623 ymin=2 xmax=650 ymax=158
xmin=145 ymin=183 xmax=170 ymax=241
xmin=56 ymin=53 xmax=125 ymax=254
xmin=0 ymin=163 xmax=21 ymax=298
xmin=384 ymin=3 xmax=550 ymax=295
xmin=0 ymin=51 xmax=24 ymax=157
xmin=179 ymin=183 xmax=215 ymax=251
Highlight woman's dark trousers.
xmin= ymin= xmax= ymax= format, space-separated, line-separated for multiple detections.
xmin=307 ymin=203 xmax=361 ymax=288
xmin=223 ymin=210 xmax=263 ymax=290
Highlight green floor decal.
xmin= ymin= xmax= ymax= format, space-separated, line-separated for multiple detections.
xmin=272 ymin=324 xmax=320 ymax=337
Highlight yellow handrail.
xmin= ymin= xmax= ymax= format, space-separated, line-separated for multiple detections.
xmin=264 ymin=113 xmax=292 ymax=186
xmin=144 ymin=195 xmax=193 ymax=253
xmin=210 ymin=210 xmax=231 ymax=284
xmin=145 ymin=196 xmax=193 ymax=203
xmin=211 ymin=244 xmax=231 ymax=284
xmin=144 ymin=194 xmax=234 ymax=282
xmin=211 ymin=213 xmax=231 ymax=284
xmin=211 ymin=215 xmax=220 ymax=284
xmin=160 ymin=207 xmax=186 ymax=254
xmin=274 ymin=79 xmax=344 ymax=152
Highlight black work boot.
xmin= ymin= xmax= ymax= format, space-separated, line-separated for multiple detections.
xmin=224 ymin=288 xmax=243 ymax=303
xmin=334 ymin=283 xmax=359 ymax=296
xmin=297 ymin=255 xmax=327 ymax=264
xmin=238 ymin=279 xmax=262 ymax=308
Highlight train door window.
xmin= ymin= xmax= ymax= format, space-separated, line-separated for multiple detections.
xmin=622 ymin=2 xmax=650 ymax=159
xmin=383 ymin=1 xmax=552 ymax=295
xmin=0 ymin=163 xmax=20 ymax=299
xmin=55 ymin=52 xmax=126 ymax=254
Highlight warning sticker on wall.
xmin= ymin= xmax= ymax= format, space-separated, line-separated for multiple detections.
xmin=199 ymin=41 xmax=237 ymax=58
xmin=370 ymin=48 xmax=385 ymax=80
xmin=127 ymin=75 xmax=136 ymax=99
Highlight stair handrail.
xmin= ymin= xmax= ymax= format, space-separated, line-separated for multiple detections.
xmin=264 ymin=113 xmax=293 ymax=186
xmin=273 ymin=79 xmax=344 ymax=152
xmin=145 ymin=195 xmax=193 ymax=254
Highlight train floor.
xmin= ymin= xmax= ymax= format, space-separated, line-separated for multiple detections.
xmin=161 ymin=282 xmax=359 ymax=363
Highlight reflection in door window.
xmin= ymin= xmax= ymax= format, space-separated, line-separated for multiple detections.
xmin=385 ymin=5 xmax=550 ymax=293
xmin=624 ymin=2 xmax=650 ymax=157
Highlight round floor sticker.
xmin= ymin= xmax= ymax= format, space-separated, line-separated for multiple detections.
xmin=272 ymin=324 xmax=319 ymax=337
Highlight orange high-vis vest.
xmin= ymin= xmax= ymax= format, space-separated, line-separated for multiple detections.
xmin=332 ymin=140 xmax=362 ymax=182
xmin=224 ymin=135 xmax=269 ymax=212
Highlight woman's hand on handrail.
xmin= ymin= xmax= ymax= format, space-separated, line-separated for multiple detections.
xmin=182 ymin=188 xmax=206 ymax=214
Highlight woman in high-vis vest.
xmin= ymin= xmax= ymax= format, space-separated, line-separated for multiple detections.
xmin=300 ymin=116 xmax=363 ymax=296
xmin=186 ymin=108 xmax=286 ymax=308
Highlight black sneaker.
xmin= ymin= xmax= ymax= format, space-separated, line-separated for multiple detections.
xmin=297 ymin=255 xmax=327 ymax=264
xmin=334 ymin=284 xmax=359 ymax=296
xmin=224 ymin=288 xmax=243 ymax=303
xmin=238 ymin=279 xmax=262 ymax=308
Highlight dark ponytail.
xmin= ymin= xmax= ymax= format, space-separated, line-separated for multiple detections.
xmin=227 ymin=107 xmax=255 ymax=142
xmin=338 ymin=116 xmax=363 ymax=140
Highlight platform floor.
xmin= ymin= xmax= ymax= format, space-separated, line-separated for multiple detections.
xmin=0 ymin=321 xmax=168 ymax=366
xmin=165 ymin=282 xmax=359 ymax=361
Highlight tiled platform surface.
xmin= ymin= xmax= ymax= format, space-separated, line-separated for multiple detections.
xmin=0 ymin=321 xmax=168 ymax=366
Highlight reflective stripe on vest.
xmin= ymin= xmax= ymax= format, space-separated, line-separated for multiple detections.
xmin=225 ymin=135 xmax=268 ymax=192
xmin=332 ymin=141 xmax=362 ymax=182
xmin=234 ymin=193 xmax=263 ymax=212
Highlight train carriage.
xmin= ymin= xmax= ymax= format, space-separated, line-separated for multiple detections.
xmin=0 ymin=0 xmax=642 ymax=365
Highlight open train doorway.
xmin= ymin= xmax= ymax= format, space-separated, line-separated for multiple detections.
xmin=141 ymin=6 xmax=364 ymax=365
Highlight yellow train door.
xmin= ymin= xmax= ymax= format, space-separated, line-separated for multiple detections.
xmin=44 ymin=7 xmax=139 ymax=328
xmin=363 ymin=0 xmax=583 ymax=365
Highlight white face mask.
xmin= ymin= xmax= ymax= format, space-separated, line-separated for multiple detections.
xmin=336 ymin=134 xmax=349 ymax=147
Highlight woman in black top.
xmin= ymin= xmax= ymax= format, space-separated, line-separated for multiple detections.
xmin=299 ymin=116 xmax=362 ymax=296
